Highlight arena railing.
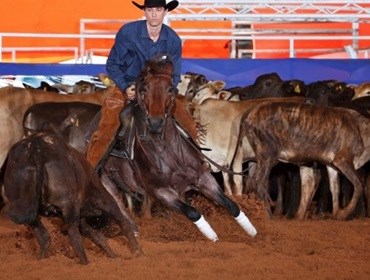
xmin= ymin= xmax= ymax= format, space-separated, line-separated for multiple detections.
xmin=1 ymin=47 xmax=79 ymax=62
xmin=1 ymin=31 xmax=370 ymax=62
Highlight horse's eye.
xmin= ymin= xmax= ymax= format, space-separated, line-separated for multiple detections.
xmin=139 ymin=86 xmax=147 ymax=95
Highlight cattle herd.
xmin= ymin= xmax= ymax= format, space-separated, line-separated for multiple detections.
xmin=0 ymin=70 xmax=369 ymax=264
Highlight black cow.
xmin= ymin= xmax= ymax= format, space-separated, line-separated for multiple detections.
xmin=4 ymin=132 xmax=142 ymax=264
xmin=225 ymin=73 xmax=306 ymax=100
xmin=22 ymin=81 xmax=60 ymax=93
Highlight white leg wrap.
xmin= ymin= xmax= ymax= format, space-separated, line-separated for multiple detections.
xmin=194 ymin=215 xmax=219 ymax=242
xmin=235 ymin=211 xmax=257 ymax=237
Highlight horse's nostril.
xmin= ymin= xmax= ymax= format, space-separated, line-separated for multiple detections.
xmin=148 ymin=117 xmax=164 ymax=133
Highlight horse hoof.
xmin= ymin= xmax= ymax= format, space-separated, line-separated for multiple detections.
xmin=37 ymin=251 xmax=48 ymax=260
xmin=81 ymin=260 xmax=89 ymax=265
xmin=132 ymin=248 xmax=144 ymax=258
xmin=107 ymin=250 xmax=118 ymax=258
xmin=335 ymin=210 xmax=347 ymax=221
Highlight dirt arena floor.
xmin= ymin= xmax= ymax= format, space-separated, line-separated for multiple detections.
xmin=0 ymin=194 xmax=369 ymax=280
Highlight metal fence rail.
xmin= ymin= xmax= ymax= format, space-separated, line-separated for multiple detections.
xmin=1 ymin=32 xmax=370 ymax=62
xmin=1 ymin=1 xmax=369 ymax=62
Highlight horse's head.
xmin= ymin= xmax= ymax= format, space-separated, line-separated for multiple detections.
xmin=136 ymin=55 xmax=177 ymax=135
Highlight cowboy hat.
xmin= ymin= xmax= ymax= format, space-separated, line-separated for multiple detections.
xmin=132 ymin=0 xmax=179 ymax=12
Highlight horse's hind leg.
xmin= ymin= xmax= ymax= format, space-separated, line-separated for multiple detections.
xmin=28 ymin=217 xmax=51 ymax=259
xmin=198 ymin=172 xmax=257 ymax=237
xmin=105 ymin=210 xmax=142 ymax=258
xmin=100 ymin=173 xmax=138 ymax=233
xmin=155 ymin=188 xmax=219 ymax=242
xmin=97 ymin=174 xmax=142 ymax=258
xmin=80 ymin=218 xmax=117 ymax=258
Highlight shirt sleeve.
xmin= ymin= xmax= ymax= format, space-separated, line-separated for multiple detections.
xmin=106 ymin=30 xmax=129 ymax=92
xmin=169 ymin=37 xmax=182 ymax=87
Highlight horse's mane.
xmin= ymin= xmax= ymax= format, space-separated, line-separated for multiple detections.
xmin=140 ymin=54 xmax=173 ymax=78
xmin=185 ymin=100 xmax=207 ymax=145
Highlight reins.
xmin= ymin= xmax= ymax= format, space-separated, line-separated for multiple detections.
xmin=137 ymin=58 xmax=249 ymax=177
xmin=181 ymin=134 xmax=249 ymax=177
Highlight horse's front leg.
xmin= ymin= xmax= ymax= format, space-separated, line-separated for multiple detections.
xmin=154 ymin=187 xmax=219 ymax=242
xmin=197 ymin=172 xmax=257 ymax=237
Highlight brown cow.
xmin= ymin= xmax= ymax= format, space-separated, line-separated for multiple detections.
xmin=0 ymin=86 xmax=112 ymax=171
xmin=192 ymin=96 xmax=307 ymax=196
xmin=237 ymin=101 xmax=370 ymax=220
xmin=4 ymin=132 xmax=142 ymax=264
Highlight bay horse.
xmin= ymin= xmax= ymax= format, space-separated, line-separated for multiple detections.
xmin=103 ymin=55 xmax=257 ymax=241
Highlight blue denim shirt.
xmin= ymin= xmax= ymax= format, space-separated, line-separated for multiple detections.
xmin=106 ymin=20 xmax=182 ymax=92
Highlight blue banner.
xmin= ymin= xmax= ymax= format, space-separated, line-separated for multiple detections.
xmin=0 ymin=59 xmax=369 ymax=88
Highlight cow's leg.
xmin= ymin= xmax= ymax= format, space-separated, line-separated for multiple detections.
xmin=334 ymin=160 xmax=363 ymax=220
xmin=222 ymin=171 xmax=233 ymax=196
xmin=272 ymin=173 xmax=285 ymax=216
xmin=314 ymin=167 xmax=331 ymax=217
xmin=365 ymin=174 xmax=370 ymax=217
xmin=154 ymin=188 xmax=219 ymax=242
xmin=365 ymin=175 xmax=370 ymax=217
xmin=251 ymin=155 xmax=278 ymax=218
xmin=197 ymin=172 xmax=257 ymax=237
xmin=80 ymin=219 xmax=117 ymax=258
xmin=244 ymin=162 xmax=256 ymax=193
xmin=230 ymin=144 xmax=244 ymax=196
xmin=28 ymin=218 xmax=51 ymax=259
xmin=296 ymin=166 xmax=319 ymax=219
xmin=245 ymin=161 xmax=274 ymax=218
xmin=326 ymin=166 xmax=341 ymax=217
xmin=0 ymin=185 xmax=5 ymax=212
xmin=64 ymin=211 xmax=89 ymax=265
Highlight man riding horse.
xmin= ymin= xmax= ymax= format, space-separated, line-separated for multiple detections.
xmin=85 ymin=0 xmax=199 ymax=169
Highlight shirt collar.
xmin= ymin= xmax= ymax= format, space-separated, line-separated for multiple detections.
xmin=140 ymin=20 xmax=167 ymax=41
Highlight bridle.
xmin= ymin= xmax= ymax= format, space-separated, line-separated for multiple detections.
xmin=136 ymin=72 xmax=176 ymax=139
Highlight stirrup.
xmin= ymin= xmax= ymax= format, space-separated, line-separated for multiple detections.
xmin=110 ymin=148 xmax=131 ymax=159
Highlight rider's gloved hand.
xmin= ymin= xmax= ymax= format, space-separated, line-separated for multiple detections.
xmin=125 ymin=84 xmax=136 ymax=100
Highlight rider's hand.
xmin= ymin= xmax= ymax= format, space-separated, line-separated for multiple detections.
xmin=125 ymin=84 xmax=136 ymax=100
